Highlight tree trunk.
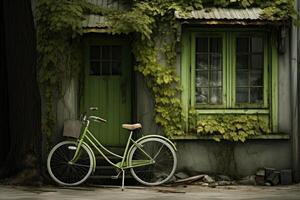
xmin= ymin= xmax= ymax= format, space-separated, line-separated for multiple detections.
xmin=1 ymin=0 xmax=42 ymax=185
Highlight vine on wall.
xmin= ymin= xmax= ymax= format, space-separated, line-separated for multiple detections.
xmin=189 ymin=110 xmax=270 ymax=142
xmin=36 ymin=0 xmax=295 ymax=142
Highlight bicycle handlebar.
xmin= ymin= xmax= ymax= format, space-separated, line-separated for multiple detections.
xmin=89 ymin=116 xmax=107 ymax=123
xmin=89 ymin=107 xmax=98 ymax=111
xmin=80 ymin=107 xmax=107 ymax=123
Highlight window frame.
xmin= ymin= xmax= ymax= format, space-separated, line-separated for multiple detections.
xmin=190 ymin=31 xmax=269 ymax=109
xmin=231 ymin=32 xmax=269 ymax=109
xmin=180 ymin=27 xmax=279 ymax=133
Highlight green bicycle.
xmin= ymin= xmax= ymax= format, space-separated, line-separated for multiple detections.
xmin=47 ymin=107 xmax=177 ymax=189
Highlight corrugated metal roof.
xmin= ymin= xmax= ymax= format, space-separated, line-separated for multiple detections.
xmin=175 ymin=8 xmax=264 ymax=20
xmin=86 ymin=0 xmax=128 ymax=9
xmin=83 ymin=0 xmax=129 ymax=29
xmin=82 ymin=14 xmax=108 ymax=28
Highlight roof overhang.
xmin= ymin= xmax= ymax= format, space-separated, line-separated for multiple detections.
xmin=82 ymin=14 xmax=110 ymax=33
xmin=175 ymin=8 xmax=288 ymax=26
xmin=82 ymin=8 xmax=289 ymax=33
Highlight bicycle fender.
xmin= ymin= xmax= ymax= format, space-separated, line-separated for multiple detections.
xmin=135 ymin=135 xmax=177 ymax=151
xmin=82 ymin=141 xmax=97 ymax=173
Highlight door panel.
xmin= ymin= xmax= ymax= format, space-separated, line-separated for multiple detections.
xmin=83 ymin=38 xmax=131 ymax=147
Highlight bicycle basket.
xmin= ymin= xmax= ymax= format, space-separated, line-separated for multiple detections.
xmin=63 ymin=120 xmax=82 ymax=139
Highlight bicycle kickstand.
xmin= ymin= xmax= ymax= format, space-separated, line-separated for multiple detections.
xmin=121 ymin=169 xmax=125 ymax=191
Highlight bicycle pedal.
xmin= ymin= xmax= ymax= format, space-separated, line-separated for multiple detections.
xmin=111 ymin=175 xmax=119 ymax=179
xmin=111 ymin=171 xmax=121 ymax=179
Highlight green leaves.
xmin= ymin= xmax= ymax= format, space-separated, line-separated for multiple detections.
xmin=36 ymin=0 xmax=85 ymax=139
xmin=191 ymin=114 xmax=271 ymax=142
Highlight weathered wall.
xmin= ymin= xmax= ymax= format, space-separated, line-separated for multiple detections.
xmin=278 ymin=34 xmax=291 ymax=133
xmin=136 ymin=73 xmax=162 ymax=135
xmin=54 ymin=78 xmax=79 ymax=143
xmin=175 ymin=140 xmax=291 ymax=177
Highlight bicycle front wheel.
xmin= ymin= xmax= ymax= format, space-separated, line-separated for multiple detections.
xmin=128 ymin=137 xmax=177 ymax=186
xmin=47 ymin=141 xmax=94 ymax=186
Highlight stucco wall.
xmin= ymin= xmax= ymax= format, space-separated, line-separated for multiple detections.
xmin=175 ymin=140 xmax=291 ymax=177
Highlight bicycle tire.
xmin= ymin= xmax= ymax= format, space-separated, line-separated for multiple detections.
xmin=128 ymin=137 xmax=177 ymax=186
xmin=47 ymin=141 xmax=94 ymax=186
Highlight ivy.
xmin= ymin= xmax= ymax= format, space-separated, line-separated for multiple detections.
xmin=36 ymin=0 xmax=85 ymax=142
xmin=189 ymin=110 xmax=271 ymax=142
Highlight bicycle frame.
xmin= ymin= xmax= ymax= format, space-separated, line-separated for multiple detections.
xmin=70 ymin=120 xmax=155 ymax=171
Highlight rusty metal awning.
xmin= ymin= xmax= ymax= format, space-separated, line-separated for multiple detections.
xmin=82 ymin=14 xmax=108 ymax=29
xmin=82 ymin=0 xmax=129 ymax=32
xmin=175 ymin=8 xmax=286 ymax=25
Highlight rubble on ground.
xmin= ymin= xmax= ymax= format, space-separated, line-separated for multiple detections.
xmin=172 ymin=172 xmax=236 ymax=187
xmin=172 ymin=168 xmax=293 ymax=187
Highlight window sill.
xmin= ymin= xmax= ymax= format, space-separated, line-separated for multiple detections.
xmin=170 ymin=134 xmax=290 ymax=140
xmin=195 ymin=109 xmax=269 ymax=114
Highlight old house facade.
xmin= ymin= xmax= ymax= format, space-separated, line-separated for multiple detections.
xmin=51 ymin=0 xmax=300 ymax=181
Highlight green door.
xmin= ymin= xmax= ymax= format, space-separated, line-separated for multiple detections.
xmin=83 ymin=37 xmax=132 ymax=147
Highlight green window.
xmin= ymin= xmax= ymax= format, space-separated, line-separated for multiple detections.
xmin=195 ymin=37 xmax=223 ymax=105
xmin=89 ymin=45 xmax=122 ymax=76
xmin=236 ymin=37 xmax=264 ymax=105
xmin=191 ymin=32 xmax=268 ymax=109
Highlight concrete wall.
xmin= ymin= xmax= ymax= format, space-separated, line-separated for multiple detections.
xmin=176 ymin=140 xmax=291 ymax=177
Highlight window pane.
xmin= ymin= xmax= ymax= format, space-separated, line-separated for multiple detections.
xmin=112 ymin=61 xmax=121 ymax=75
xmin=237 ymin=38 xmax=249 ymax=52
xmin=251 ymin=37 xmax=263 ymax=53
xmin=251 ymin=54 xmax=263 ymax=69
xmin=195 ymin=36 xmax=223 ymax=106
xmin=210 ymin=70 xmax=222 ymax=87
xmin=90 ymin=46 xmax=100 ymax=60
xmin=250 ymin=87 xmax=263 ymax=103
xmin=250 ymin=70 xmax=263 ymax=86
xmin=236 ymin=87 xmax=249 ymax=103
xmin=196 ymin=54 xmax=209 ymax=70
xmin=237 ymin=70 xmax=248 ymax=86
xmin=102 ymin=46 xmax=110 ymax=60
xmin=236 ymin=36 xmax=264 ymax=105
xmin=210 ymin=88 xmax=222 ymax=104
xmin=196 ymin=71 xmax=208 ymax=87
xmin=101 ymin=61 xmax=111 ymax=75
xmin=211 ymin=54 xmax=222 ymax=70
xmin=236 ymin=55 xmax=248 ymax=69
xmin=196 ymin=38 xmax=208 ymax=53
xmin=196 ymin=88 xmax=208 ymax=104
xmin=90 ymin=61 xmax=100 ymax=75
xmin=112 ymin=46 xmax=122 ymax=60
xmin=210 ymin=38 xmax=222 ymax=53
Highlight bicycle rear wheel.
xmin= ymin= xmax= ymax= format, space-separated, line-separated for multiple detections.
xmin=47 ymin=141 xmax=94 ymax=186
xmin=128 ymin=137 xmax=177 ymax=186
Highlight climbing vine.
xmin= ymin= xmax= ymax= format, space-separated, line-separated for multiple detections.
xmin=188 ymin=110 xmax=270 ymax=142
xmin=36 ymin=0 xmax=296 ymax=142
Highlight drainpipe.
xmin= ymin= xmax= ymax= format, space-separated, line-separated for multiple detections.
xmin=291 ymin=0 xmax=300 ymax=182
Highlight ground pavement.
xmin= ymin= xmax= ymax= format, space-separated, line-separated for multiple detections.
xmin=0 ymin=184 xmax=300 ymax=200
